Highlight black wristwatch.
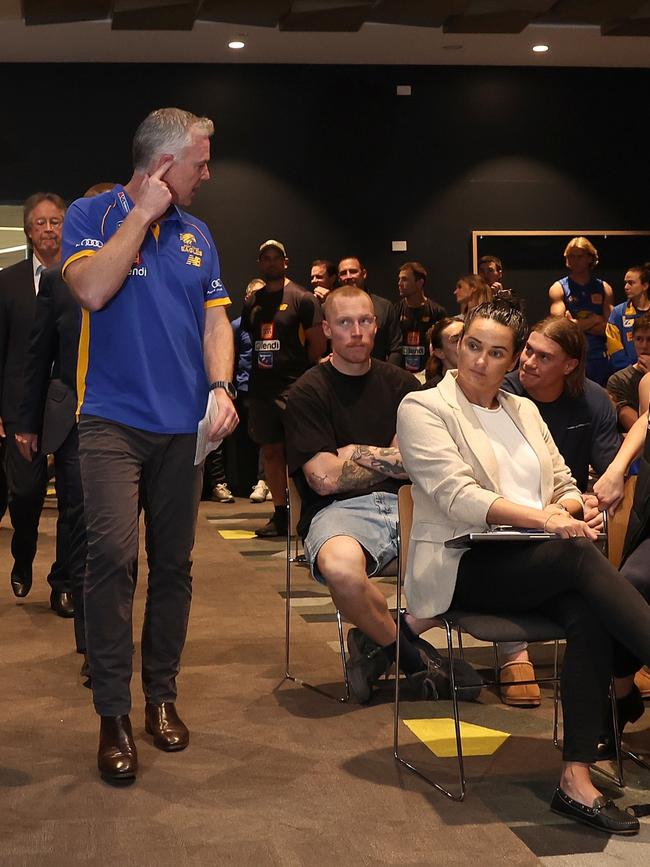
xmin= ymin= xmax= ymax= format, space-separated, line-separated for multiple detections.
xmin=209 ymin=380 xmax=237 ymax=399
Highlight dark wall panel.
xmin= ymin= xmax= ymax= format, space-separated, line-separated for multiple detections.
xmin=2 ymin=63 xmax=649 ymax=317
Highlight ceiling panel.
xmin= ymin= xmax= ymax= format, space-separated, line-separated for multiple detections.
xmin=368 ymin=0 xmax=469 ymax=28
xmin=541 ymin=0 xmax=645 ymax=26
xmin=444 ymin=1 xmax=555 ymax=34
xmin=23 ymin=0 xmax=110 ymax=25
xmin=279 ymin=1 xmax=374 ymax=32
xmin=111 ymin=1 xmax=200 ymax=30
xmin=198 ymin=0 xmax=291 ymax=27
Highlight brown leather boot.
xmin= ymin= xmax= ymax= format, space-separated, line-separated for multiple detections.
xmin=499 ymin=660 xmax=541 ymax=708
xmin=97 ymin=715 xmax=137 ymax=782
xmin=145 ymin=702 xmax=189 ymax=752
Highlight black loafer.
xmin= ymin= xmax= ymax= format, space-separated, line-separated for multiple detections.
xmin=550 ymin=787 xmax=639 ymax=835
xmin=10 ymin=563 xmax=32 ymax=598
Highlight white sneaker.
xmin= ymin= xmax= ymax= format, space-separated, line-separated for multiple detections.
xmin=212 ymin=483 xmax=234 ymax=503
xmin=250 ymin=480 xmax=269 ymax=503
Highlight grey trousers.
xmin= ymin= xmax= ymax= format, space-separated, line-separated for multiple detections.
xmin=78 ymin=416 xmax=202 ymax=716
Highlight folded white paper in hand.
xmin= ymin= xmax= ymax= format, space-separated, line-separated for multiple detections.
xmin=194 ymin=391 xmax=222 ymax=465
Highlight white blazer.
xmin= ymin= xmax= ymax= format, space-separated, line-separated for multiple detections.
xmin=396 ymin=370 xmax=581 ymax=617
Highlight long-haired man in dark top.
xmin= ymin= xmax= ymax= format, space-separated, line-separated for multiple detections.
xmin=337 ymin=256 xmax=402 ymax=366
xmin=285 ymin=285 xmax=481 ymax=704
xmin=242 ymin=240 xmax=326 ymax=537
xmin=394 ymin=261 xmax=446 ymax=375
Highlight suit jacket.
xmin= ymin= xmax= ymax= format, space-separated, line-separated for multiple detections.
xmin=0 ymin=256 xmax=37 ymax=424
xmin=396 ymin=370 xmax=580 ymax=618
xmin=18 ymin=266 xmax=80 ymax=453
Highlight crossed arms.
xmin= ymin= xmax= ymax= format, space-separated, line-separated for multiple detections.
xmin=303 ymin=437 xmax=407 ymax=496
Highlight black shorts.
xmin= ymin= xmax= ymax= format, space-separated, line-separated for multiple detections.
xmin=248 ymin=395 xmax=287 ymax=446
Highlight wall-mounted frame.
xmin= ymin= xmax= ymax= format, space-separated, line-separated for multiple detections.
xmin=472 ymin=230 xmax=650 ymax=325
xmin=0 ymin=204 xmax=27 ymax=272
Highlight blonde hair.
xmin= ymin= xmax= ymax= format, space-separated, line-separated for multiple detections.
xmin=563 ymin=236 xmax=599 ymax=267
xmin=457 ymin=274 xmax=493 ymax=315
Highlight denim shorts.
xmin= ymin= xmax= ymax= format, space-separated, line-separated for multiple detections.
xmin=303 ymin=492 xmax=399 ymax=585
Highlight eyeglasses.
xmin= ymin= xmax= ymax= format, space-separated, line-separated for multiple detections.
xmin=32 ymin=217 xmax=63 ymax=229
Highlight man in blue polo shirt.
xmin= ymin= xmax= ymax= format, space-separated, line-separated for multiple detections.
xmin=63 ymin=107 xmax=238 ymax=783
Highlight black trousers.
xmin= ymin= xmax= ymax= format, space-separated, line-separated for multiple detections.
xmin=4 ymin=423 xmax=48 ymax=571
xmin=78 ymin=416 xmax=202 ymax=717
xmin=453 ymin=538 xmax=650 ymax=763
xmin=52 ymin=426 xmax=86 ymax=652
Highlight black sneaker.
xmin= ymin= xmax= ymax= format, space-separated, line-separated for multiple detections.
xmin=411 ymin=634 xmax=483 ymax=701
xmin=255 ymin=515 xmax=288 ymax=538
xmin=346 ymin=628 xmax=391 ymax=703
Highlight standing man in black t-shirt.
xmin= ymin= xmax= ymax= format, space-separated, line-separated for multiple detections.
xmin=242 ymin=240 xmax=326 ymax=537
xmin=285 ymin=286 xmax=481 ymax=703
xmin=395 ymin=261 xmax=446 ymax=374
xmin=337 ymin=256 xmax=402 ymax=365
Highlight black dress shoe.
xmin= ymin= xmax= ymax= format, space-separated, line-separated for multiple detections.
xmin=10 ymin=563 xmax=32 ymax=598
xmin=97 ymin=715 xmax=137 ymax=782
xmin=50 ymin=590 xmax=75 ymax=618
xmin=145 ymin=702 xmax=189 ymax=752
xmin=550 ymin=787 xmax=639 ymax=835
xmin=597 ymin=685 xmax=645 ymax=760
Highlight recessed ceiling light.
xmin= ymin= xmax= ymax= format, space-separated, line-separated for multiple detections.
xmin=228 ymin=40 xmax=245 ymax=50
xmin=532 ymin=44 xmax=549 ymax=53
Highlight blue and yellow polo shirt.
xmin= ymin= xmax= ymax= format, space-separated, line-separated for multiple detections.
xmin=606 ymin=300 xmax=647 ymax=372
xmin=62 ymin=186 xmax=230 ymax=434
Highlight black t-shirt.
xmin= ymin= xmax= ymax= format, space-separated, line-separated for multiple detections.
xmin=369 ymin=293 xmax=402 ymax=365
xmin=501 ymin=370 xmax=620 ymax=492
xmin=285 ymin=359 xmax=419 ymax=537
xmin=395 ymin=297 xmax=446 ymax=373
xmin=241 ymin=280 xmax=322 ymax=398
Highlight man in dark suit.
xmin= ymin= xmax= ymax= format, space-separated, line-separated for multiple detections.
xmin=16 ymin=183 xmax=115 ymax=663
xmin=0 ymin=191 xmax=70 ymax=613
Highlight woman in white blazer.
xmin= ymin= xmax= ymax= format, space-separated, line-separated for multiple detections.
xmin=397 ymin=301 xmax=650 ymax=836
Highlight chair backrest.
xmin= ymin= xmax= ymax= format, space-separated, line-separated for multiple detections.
xmin=607 ymin=475 xmax=637 ymax=568
xmin=397 ymin=484 xmax=414 ymax=586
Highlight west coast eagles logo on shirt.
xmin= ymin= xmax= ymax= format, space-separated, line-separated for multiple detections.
xmin=179 ymin=232 xmax=204 ymax=268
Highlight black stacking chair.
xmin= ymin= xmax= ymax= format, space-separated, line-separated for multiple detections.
xmin=393 ymin=484 xmax=624 ymax=802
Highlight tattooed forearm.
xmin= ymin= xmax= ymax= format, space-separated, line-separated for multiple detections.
xmin=339 ymin=461 xmax=384 ymax=491
xmin=350 ymin=445 xmax=408 ymax=479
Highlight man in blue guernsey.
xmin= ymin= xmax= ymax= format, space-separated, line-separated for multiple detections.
xmin=62 ymin=108 xmax=238 ymax=783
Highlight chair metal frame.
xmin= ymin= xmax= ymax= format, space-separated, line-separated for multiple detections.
xmin=393 ymin=485 xmax=625 ymax=802
xmin=283 ymin=477 xmax=350 ymax=702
